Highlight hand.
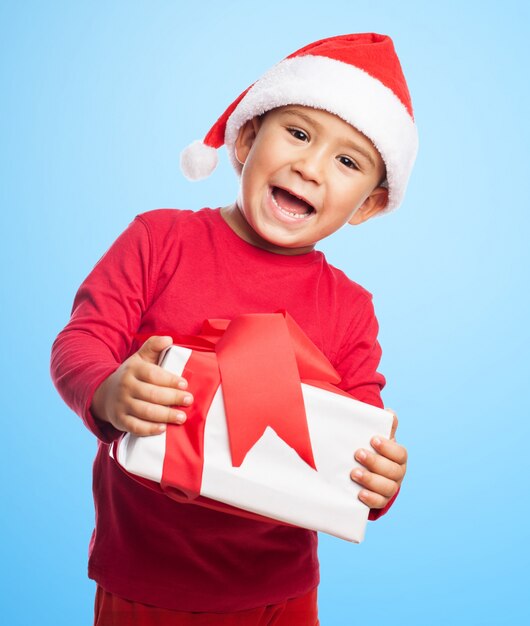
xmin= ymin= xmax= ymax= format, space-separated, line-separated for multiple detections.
xmin=90 ymin=335 xmax=194 ymax=436
xmin=350 ymin=409 xmax=407 ymax=509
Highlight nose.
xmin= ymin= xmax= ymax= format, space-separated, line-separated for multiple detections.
xmin=292 ymin=146 xmax=326 ymax=183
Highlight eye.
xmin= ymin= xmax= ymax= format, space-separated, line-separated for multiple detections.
xmin=287 ymin=127 xmax=309 ymax=142
xmin=337 ymin=155 xmax=359 ymax=170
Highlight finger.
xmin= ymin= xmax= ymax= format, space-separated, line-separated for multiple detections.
xmin=119 ymin=414 xmax=172 ymax=437
xmin=370 ymin=436 xmax=408 ymax=466
xmin=354 ymin=447 xmax=404 ymax=482
xmin=127 ymin=397 xmax=188 ymax=425
xmin=131 ymin=379 xmax=194 ymax=410
xmin=135 ymin=360 xmax=189 ymax=391
xmin=357 ymin=488 xmax=390 ymax=510
xmin=136 ymin=335 xmax=174 ymax=365
xmin=385 ymin=408 xmax=398 ymax=439
xmin=350 ymin=467 xmax=397 ymax=499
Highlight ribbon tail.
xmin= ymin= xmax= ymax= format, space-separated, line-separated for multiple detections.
xmin=216 ymin=314 xmax=317 ymax=470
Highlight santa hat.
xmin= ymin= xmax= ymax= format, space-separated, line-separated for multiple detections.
xmin=180 ymin=33 xmax=418 ymax=213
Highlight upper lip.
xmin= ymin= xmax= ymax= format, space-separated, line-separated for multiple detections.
xmin=272 ymin=185 xmax=316 ymax=212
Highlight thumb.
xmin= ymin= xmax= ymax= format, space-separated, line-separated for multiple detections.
xmin=384 ymin=408 xmax=398 ymax=439
xmin=136 ymin=335 xmax=174 ymax=364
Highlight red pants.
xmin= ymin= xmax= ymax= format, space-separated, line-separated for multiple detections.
xmin=94 ymin=585 xmax=320 ymax=626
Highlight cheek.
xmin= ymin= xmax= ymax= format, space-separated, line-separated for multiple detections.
xmin=240 ymin=158 xmax=271 ymax=204
xmin=329 ymin=183 xmax=359 ymax=211
xmin=240 ymin=173 xmax=259 ymax=207
xmin=238 ymin=175 xmax=263 ymax=223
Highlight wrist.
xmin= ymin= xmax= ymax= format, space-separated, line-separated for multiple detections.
xmin=90 ymin=376 xmax=111 ymax=424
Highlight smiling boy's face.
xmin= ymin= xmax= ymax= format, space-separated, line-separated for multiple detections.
xmin=222 ymin=105 xmax=388 ymax=256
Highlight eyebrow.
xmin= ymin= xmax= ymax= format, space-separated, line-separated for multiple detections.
xmin=279 ymin=107 xmax=378 ymax=169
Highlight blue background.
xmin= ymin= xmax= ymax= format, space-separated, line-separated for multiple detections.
xmin=2 ymin=1 xmax=529 ymax=624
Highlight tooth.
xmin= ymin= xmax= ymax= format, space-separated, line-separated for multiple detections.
xmin=271 ymin=191 xmax=311 ymax=219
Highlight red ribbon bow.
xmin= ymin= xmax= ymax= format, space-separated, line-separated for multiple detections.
xmin=134 ymin=311 xmax=342 ymax=501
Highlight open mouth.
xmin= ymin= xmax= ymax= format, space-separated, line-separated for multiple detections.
xmin=271 ymin=186 xmax=315 ymax=219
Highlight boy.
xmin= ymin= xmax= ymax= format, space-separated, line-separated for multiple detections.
xmin=51 ymin=33 xmax=417 ymax=625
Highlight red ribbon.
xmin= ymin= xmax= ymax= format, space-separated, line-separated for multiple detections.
xmin=134 ymin=311 xmax=342 ymax=501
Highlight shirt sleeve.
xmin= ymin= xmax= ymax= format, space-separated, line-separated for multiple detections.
xmin=49 ymin=214 xmax=156 ymax=443
xmin=334 ymin=294 xmax=399 ymax=521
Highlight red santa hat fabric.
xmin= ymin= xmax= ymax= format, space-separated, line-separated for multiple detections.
xmin=180 ymin=33 xmax=418 ymax=213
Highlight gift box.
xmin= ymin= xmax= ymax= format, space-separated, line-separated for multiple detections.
xmin=110 ymin=312 xmax=393 ymax=542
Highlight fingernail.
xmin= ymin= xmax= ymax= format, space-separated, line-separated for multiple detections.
xmin=178 ymin=379 xmax=188 ymax=389
xmin=352 ymin=469 xmax=363 ymax=479
xmin=183 ymin=395 xmax=193 ymax=405
xmin=158 ymin=424 xmax=166 ymax=432
xmin=357 ymin=449 xmax=367 ymax=461
xmin=176 ymin=412 xmax=187 ymax=423
xmin=373 ymin=437 xmax=382 ymax=447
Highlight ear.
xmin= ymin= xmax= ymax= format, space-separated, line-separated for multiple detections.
xmin=348 ymin=186 xmax=389 ymax=225
xmin=234 ymin=117 xmax=262 ymax=165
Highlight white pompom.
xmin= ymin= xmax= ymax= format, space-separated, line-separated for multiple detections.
xmin=180 ymin=140 xmax=218 ymax=180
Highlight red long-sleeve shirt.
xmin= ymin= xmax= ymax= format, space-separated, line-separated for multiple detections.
xmin=50 ymin=207 xmax=393 ymax=612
